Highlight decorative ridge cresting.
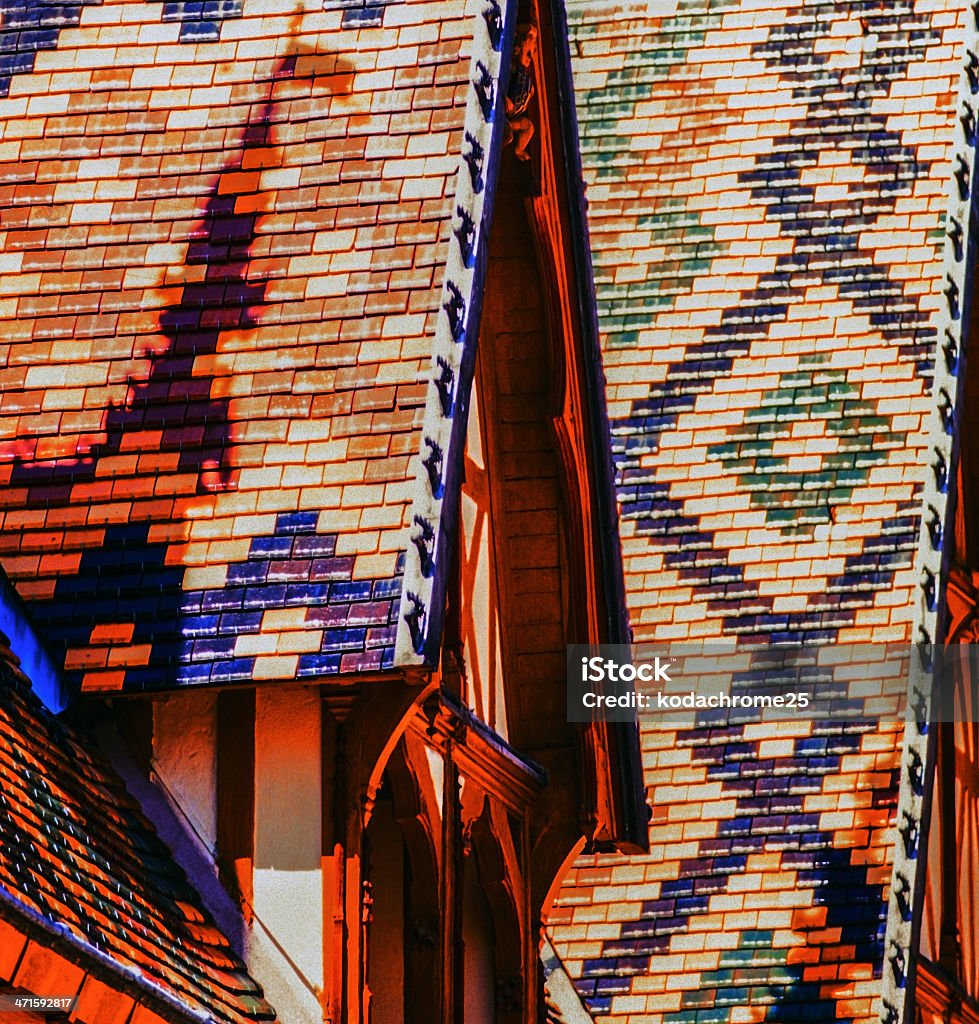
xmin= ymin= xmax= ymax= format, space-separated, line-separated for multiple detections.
xmin=394 ymin=0 xmax=517 ymax=667
xmin=880 ymin=11 xmax=979 ymax=1024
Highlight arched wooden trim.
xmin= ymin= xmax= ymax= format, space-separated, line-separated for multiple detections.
xmin=539 ymin=836 xmax=586 ymax=926
xmin=376 ymin=738 xmax=442 ymax=1024
xmin=359 ymin=677 xmax=440 ymax=831
xmin=321 ymin=677 xmax=438 ymax=1024
xmin=470 ymin=799 xmax=525 ymax=1024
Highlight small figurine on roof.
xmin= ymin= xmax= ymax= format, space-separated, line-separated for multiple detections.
xmin=504 ymin=23 xmax=537 ymax=161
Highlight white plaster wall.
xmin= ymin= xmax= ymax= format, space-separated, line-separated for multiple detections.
xmin=152 ymin=691 xmax=218 ymax=852
xmin=100 ymin=697 xmax=244 ymax=955
xmin=425 ymin=745 xmax=444 ymax=820
xmin=249 ymin=685 xmax=323 ymax=1024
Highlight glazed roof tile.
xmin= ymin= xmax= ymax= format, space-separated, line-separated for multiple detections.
xmin=552 ymin=2 xmax=963 ymax=1023
xmin=0 ymin=0 xmax=511 ymax=691
xmin=0 ymin=627 xmax=275 ymax=1022
xmin=566 ymin=0 xmax=956 ymax=644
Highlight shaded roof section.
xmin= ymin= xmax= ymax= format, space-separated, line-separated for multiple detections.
xmin=565 ymin=0 xmax=957 ymax=645
xmin=0 ymin=0 xmax=511 ymax=691
xmin=0 ymin=628 xmax=275 ymax=1023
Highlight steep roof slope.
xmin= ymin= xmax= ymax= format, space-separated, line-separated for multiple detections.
xmin=0 ymin=628 xmax=275 ymax=1023
xmin=568 ymin=0 xmax=951 ymax=642
xmin=0 ymin=0 xmax=509 ymax=691
xmin=552 ymin=1 xmax=963 ymax=1022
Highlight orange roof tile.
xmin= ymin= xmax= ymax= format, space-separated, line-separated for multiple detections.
xmin=0 ymin=627 xmax=275 ymax=1022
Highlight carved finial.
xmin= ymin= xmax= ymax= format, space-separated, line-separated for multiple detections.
xmin=964 ymin=107 xmax=978 ymax=146
xmin=900 ymin=811 xmax=919 ymax=860
xmin=463 ymin=131 xmax=485 ymax=193
xmin=944 ymin=328 xmax=959 ymax=374
xmin=893 ymin=871 xmax=912 ymax=921
xmin=443 ymin=280 xmax=466 ymax=343
xmin=503 ymin=24 xmax=538 ymax=162
xmin=908 ymin=747 xmax=923 ymax=796
xmin=967 ymin=50 xmax=979 ymax=94
xmin=889 ymin=940 xmax=907 ymax=987
xmin=933 ymin=447 xmax=948 ymax=493
xmin=956 ymin=153 xmax=971 ymax=200
xmin=435 ymin=356 xmax=455 ymax=418
xmin=912 ymin=685 xmax=929 ymax=734
xmin=949 ymin=215 xmax=964 ymax=262
xmin=881 ymin=999 xmax=899 ymax=1024
xmin=927 ymin=504 xmax=943 ymax=551
xmin=483 ymin=0 xmax=503 ymax=50
xmin=454 ymin=204 xmax=476 ymax=268
xmin=412 ymin=515 xmax=436 ymax=578
xmin=404 ymin=591 xmax=427 ymax=654
xmin=474 ymin=60 xmax=495 ymax=121
xmin=938 ymin=388 xmax=954 ymax=434
xmin=945 ymin=275 xmax=961 ymax=319
xmin=922 ymin=566 xmax=936 ymax=611
xmin=423 ymin=437 xmax=444 ymax=499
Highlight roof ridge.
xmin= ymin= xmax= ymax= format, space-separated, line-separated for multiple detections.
xmin=393 ymin=0 xmax=517 ymax=668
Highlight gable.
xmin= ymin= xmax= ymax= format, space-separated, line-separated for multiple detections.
xmin=551 ymin=2 xmax=965 ymax=1022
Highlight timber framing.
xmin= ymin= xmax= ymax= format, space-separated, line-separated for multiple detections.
xmin=411 ymin=689 xmax=547 ymax=812
xmin=916 ymin=958 xmax=979 ymax=1024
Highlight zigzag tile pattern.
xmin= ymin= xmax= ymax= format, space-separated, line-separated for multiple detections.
xmin=0 ymin=0 xmax=240 ymax=99
xmin=555 ymin=718 xmax=899 ymax=1023
xmin=553 ymin=2 xmax=962 ymax=1022
xmin=0 ymin=1 xmax=97 ymax=98
xmin=324 ymin=0 xmax=400 ymax=30
xmin=0 ymin=629 xmax=275 ymax=1021
xmin=567 ymin=0 xmax=954 ymax=642
xmin=23 ymin=511 xmax=402 ymax=692
xmin=0 ymin=1 xmax=471 ymax=691
xmin=161 ymin=1 xmax=243 ymax=43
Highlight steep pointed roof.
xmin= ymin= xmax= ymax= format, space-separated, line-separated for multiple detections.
xmin=564 ymin=0 xmax=952 ymax=644
xmin=0 ymin=0 xmax=514 ymax=692
xmin=0 ymin=625 xmax=275 ymax=1022
xmin=552 ymin=1 xmax=962 ymax=1022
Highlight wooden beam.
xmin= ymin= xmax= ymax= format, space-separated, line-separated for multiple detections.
xmin=215 ymin=689 xmax=255 ymax=919
xmin=938 ymin=723 xmax=962 ymax=979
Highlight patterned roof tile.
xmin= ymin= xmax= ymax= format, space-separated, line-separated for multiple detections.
xmin=0 ymin=0 xmax=495 ymax=691
xmin=553 ymin=1 xmax=963 ymax=1022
